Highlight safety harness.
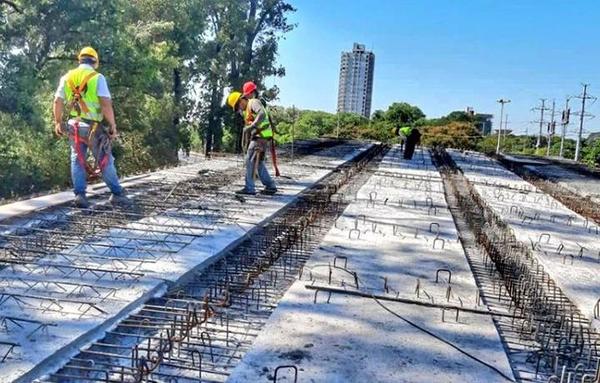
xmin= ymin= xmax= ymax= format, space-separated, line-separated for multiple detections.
xmin=65 ymin=70 xmax=109 ymax=181
xmin=244 ymin=100 xmax=281 ymax=177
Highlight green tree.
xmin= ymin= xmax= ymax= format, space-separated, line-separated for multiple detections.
xmin=202 ymin=0 xmax=296 ymax=154
xmin=383 ymin=102 xmax=425 ymax=126
xmin=371 ymin=109 xmax=385 ymax=122
xmin=422 ymin=122 xmax=481 ymax=150
xmin=583 ymin=139 xmax=600 ymax=166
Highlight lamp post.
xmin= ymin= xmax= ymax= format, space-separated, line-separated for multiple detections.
xmin=496 ymin=99 xmax=511 ymax=155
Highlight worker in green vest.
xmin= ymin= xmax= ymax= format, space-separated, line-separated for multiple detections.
xmin=394 ymin=125 xmax=421 ymax=160
xmin=227 ymin=88 xmax=277 ymax=195
xmin=53 ymin=46 xmax=130 ymax=208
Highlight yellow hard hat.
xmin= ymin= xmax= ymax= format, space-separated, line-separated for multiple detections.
xmin=227 ymin=91 xmax=242 ymax=110
xmin=78 ymin=46 xmax=99 ymax=62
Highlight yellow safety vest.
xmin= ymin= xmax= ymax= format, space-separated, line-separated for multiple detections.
xmin=244 ymin=100 xmax=273 ymax=139
xmin=64 ymin=67 xmax=102 ymax=122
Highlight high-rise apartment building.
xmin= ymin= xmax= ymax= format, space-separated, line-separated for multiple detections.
xmin=337 ymin=43 xmax=375 ymax=118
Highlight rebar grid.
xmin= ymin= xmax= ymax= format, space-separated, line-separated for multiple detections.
xmin=0 ymin=141 xmax=356 ymax=375
xmin=499 ymin=157 xmax=600 ymax=234
xmin=433 ymin=148 xmax=600 ymax=383
xmin=38 ymin=144 xmax=386 ymax=383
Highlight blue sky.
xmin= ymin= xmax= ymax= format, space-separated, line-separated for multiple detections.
xmin=267 ymin=0 xmax=600 ymax=137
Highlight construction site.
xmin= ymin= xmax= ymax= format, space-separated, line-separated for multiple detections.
xmin=2 ymin=1 xmax=600 ymax=382
xmin=0 ymin=140 xmax=596 ymax=383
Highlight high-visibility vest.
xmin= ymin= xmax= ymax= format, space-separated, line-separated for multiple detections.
xmin=244 ymin=99 xmax=273 ymax=139
xmin=399 ymin=126 xmax=412 ymax=137
xmin=64 ymin=67 xmax=102 ymax=122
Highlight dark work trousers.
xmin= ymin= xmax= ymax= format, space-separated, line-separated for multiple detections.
xmin=403 ymin=129 xmax=421 ymax=160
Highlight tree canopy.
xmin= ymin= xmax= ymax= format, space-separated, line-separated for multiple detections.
xmin=381 ymin=102 xmax=425 ymax=126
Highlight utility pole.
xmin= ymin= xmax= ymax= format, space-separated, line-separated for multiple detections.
xmin=532 ymin=98 xmax=550 ymax=149
xmin=573 ymin=84 xmax=596 ymax=161
xmin=496 ymin=99 xmax=510 ymax=155
xmin=559 ymin=97 xmax=571 ymax=158
xmin=502 ymin=114 xmax=509 ymax=146
xmin=546 ymin=99 xmax=556 ymax=156
xmin=336 ymin=112 xmax=340 ymax=139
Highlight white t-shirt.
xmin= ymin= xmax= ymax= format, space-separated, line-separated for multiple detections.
xmin=54 ymin=64 xmax=111 ymax=100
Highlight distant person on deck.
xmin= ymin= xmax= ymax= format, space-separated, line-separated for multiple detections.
xmin=394 ymin=126 xmax=421 ymax=160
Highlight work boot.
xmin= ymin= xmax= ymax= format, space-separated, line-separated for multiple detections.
xmin=261 ymin=188 xmax=278 ymax=195
xmin=74 ymin=194 xmax=90 ymax=209
xmin=235 ymin=188 xmax=256 ymax=195
xmin=109 ymin=192 xmax=132 ymax=208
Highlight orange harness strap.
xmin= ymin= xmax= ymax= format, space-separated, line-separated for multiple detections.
xmin=66 ymin=71 xmax=98 ymax=116
xmin=71 ymin=122 xmax=102 ymax=180
xmin=66 ymin=71 xmax=105 ymax=181
xmin=246 ymin=105 xmax=281 ymax=177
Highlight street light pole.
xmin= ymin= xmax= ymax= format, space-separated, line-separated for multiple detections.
xmin=496 ymin=99 xmax=511 ymax=155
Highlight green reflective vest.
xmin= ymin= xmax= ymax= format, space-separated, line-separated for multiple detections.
xmin=399 ymin=126 xmax=412 ymax=137
xmin=64 ymin=67 xmax=102 ymax=122
xmin=244 ymin=100 xmax=273 ymax=139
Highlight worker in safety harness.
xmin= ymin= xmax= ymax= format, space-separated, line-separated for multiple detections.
xmin=227 ymin=87 xmax=278 ymax=196
xmin=53 ymin=46 xmax=130 ymax=208
xmin=241 ymin=81 xmax=280 ymax=177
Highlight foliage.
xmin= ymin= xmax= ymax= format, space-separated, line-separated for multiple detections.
xmin=267 ymin=107 xmax=396 ymax=144
xmin=381 ymin=102 xmax=425 ymax=126
xmin=194 ymin=0 xmax=297 ymax=154
xmin=477 ymin=134 xmax=580 ymax=160
xmin=421 ymin=122 xmax=481 ymax=150
xmin=420 ymin=110 xmax=475 ymax=126
xmin=0 ymin=113 xmax=71 ymax=199
xmin=583 ymin=139 xmax=600 ymax=167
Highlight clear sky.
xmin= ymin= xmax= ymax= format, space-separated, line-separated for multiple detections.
xmin=267 ymin=0 xmax=600 ymax=137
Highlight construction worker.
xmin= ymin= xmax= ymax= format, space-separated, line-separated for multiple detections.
xmin=394 ymin=125 xmax=412 ymax=151
xmin=395 ymin=125 xmax=421 ymax=160
xmin=242 ymin=81 xmax=281 ymax=175
xmin=53 ymin=46 xmax=130 ymax=208
xmin=227 ymin=87 xmax=277 ymax=195
xmin=404 ymin=126 xmax=422 ymax=160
